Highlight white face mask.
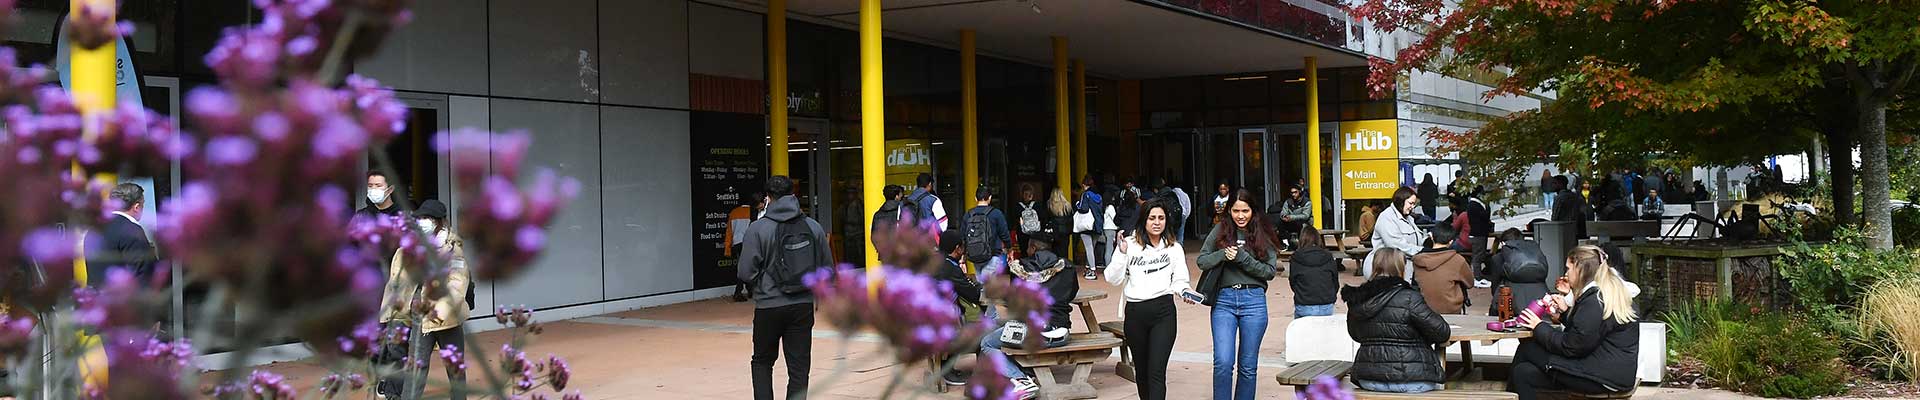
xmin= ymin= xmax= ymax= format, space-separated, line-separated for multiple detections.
xmin=368 ymin=187 xmax=390 ymax=205
xmin=417 ymin=219 xmax=438 ymax=234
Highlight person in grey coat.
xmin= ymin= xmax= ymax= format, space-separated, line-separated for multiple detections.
xmin=737 ymin=176 xmax=832 ymax=400
xmin=1368 ymin=186 xmax=1430 ymax=280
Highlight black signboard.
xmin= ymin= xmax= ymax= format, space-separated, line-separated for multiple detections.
xmin=691 ymin=111 xmax=767 ymax=290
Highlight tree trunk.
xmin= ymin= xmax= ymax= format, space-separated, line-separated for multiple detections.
xmin=1809 ymin=136 xmax=1824 ymax=188
xmin=1827 ymin=126 xmax=1857 ymax=225
xmin=1859 ymin=97 xmax=1895 ymax=249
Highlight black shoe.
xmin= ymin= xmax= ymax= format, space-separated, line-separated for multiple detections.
xmin=942 ymin=369 xmax=971 ymax=386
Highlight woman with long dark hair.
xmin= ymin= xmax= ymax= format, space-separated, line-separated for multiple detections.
xmin=1105 ymin=201 xmax=1190 ymax=400
xmin=1195 ymin=189 xmax=1280 ymax=400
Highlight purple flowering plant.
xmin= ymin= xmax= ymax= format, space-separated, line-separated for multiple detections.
xmin=0 ymin=0 xmax=582 ymax=398
xmin=804 ymin=217 xmax=1055 ymax=399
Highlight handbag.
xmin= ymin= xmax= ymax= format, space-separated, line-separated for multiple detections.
xmin=1072 ymin=210 xmax=1095 ymax=233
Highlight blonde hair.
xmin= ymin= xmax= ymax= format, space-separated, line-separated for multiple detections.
xmin=1371 ymin=248 xmax=1407 ymax=279
xmin=1048 ymin=188 xmax=1072 ymax=216
xmin=1566 ymin=245 xmax=1637 ymax=324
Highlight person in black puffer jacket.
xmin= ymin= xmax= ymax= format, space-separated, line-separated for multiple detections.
xmin=1342 ymin=247 xmax=1451 ymax=394
xmin=1289 ymin=225 xmax=1340 ymax=317
xmin=1485 ymin=228 xmax=1551 ymax=317
xmin=1509 ymin=245 xmax=1640 ymax=400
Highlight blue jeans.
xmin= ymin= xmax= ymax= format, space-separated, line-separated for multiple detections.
xmin=976 ymin=255 xmax=1007 ymax=322
xmin=1294 ymin=303 xmax=1334 ymax=317
xmin=1209 ymin=287 xmax=1268 ymax=400
xmin=980 ymin=325 xmax=1029 ymax=380
xmin=1355 ymin=379 xmax=1443 ymax=393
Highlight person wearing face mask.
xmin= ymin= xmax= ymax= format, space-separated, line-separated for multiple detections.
xmin=358 ymin=171 xmax=411 ymax=218
xmin=376 ymin=199 xmax=469 ymax=400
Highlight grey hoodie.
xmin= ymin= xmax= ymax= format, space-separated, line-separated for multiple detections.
xmin=737 ymin=195 xmax=831 ymax=309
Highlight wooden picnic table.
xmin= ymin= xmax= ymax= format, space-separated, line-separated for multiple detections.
xmin=1071 ymin=289 xmax=1107 ymax=335
xmin=1441 ymin=314 xmax=1532 ymax=381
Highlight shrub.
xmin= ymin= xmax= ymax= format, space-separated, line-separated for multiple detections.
xmin=1859 ymin=276 xmax=1920 ymax=381
xmin=1659 ymin=300 xmax=1743 ymax=363
xmin=1684 ymin=308 xmax=1849 ymax=398
xmin=1778 ymin=227 xmax=1920 ymax=339
xmin=1895 ymin=205 xmax=1919 ymax=248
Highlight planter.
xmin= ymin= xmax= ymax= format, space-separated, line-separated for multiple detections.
xmin=1631 ymin=241 xmax=1789 ymax=318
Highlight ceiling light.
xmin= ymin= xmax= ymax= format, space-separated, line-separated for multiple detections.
xmin=1224 ymin=75 xmax=1269 ymax=81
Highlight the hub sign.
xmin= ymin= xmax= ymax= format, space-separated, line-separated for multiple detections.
xmin=1339 ymin=119 xmax=1400 ymax=199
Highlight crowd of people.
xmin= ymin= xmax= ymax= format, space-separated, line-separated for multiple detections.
xmin=733 ymin=170 xmax=1645 ymax=400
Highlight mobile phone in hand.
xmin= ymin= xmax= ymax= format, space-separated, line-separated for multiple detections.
xmin=1180 ymin=289 xmax=1206 ymax=304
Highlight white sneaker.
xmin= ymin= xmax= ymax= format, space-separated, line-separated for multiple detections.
xmin=1012 ymin=378 xmax=1040 ymax=400
xmin=1474 ymin=279 xmax=1494 ymax=288
xmin=1083 ymin=269 xmax=1098 ymax=280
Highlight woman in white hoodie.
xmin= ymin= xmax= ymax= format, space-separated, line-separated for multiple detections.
xmin=1369 ymin=186 xmax=1430 ymax=280
xmin=1106 ymin=201 xmax=1191 ymax=400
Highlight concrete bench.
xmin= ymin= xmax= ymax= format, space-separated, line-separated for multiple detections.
xmin=1354 ymin=389 xmax=1519 ymax=399
xmin=1274 ymin=360 xmax=1352 ymax=394
xmin=1003 ymin=333 xmax=1123 ymax=400
xmin=1282 ymin=314 xmax=1669 ymax=384
xmin=1096 ymin=321 xmax=1133 ymax=382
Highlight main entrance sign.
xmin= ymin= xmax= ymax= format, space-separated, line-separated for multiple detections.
xmin=1339 ymin=119 xmax=1400 ymax=200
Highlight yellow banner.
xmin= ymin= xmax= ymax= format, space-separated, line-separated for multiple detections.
xmin=884 ymin=139 xmax=932 ymax=187
xmin=1339 ymin=119 xmax=1399 ymax=161
xmin=1341 ymin=159 xmax=1401 ymax=200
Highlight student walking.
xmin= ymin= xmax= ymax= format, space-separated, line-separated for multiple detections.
xmin=1105 ymin=202 xmax=1190 ymax=400
xmin=376 ymin=200 xmax=470 ymax=400
xmin=1076 ymin=177 xmax=1106 ymax=280
xmin=910 ymin=173 xmax=948 ymax=230
xmin=739 ymin=176 xmax=833 ymax=400
xmin=1195 ymin=189 xmax=1281 ymax=400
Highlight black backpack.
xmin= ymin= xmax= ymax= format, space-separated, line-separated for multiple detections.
xmin=905 ymin=192 xmax=933 ymax=222
xmin=964 ymin=207 xmax=995 ymax=264
xmin=871 ymin=200 xmax=903 ymax=234
xmin=760 ymin=219 xmax=824 ymax=294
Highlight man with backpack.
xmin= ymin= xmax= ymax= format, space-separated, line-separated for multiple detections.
xmin=908 ymin=173 xmax=947 ymax=231
xmin=738 ymin=176 xmax=832 ymax=400
xmin=963 ymin=186 xmax=1012 ymax=275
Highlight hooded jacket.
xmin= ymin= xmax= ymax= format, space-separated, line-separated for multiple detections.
xmin=1012 ymin=249 xmax=1076 ymax=331
xmin=1488 ymin=239 xmax=1551 ymax=315
xmin=1342 ymin=277 xmax=1451 ymax=385
xmin=1531 ymin=287 xmax=1641 ymax=392
xmin=737 ymin=196 xmax=831 ymax=309
xmin=1411 ymin=247 xmax=1473 ymax=314
xmin=1288 ymin=246 xmax=1340 ymax=306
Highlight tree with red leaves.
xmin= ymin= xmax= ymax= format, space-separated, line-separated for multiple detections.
xmin=1352 ymin=0 xmax=1919 ymax=248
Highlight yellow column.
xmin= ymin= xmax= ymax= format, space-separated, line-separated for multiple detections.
xmin=1053 ymin=37 xmax=1071 ymax=194
xmin=71 ymin=0 xmax=117 ymax=387
xmin=1306 ymin=57 xmax=1323 ymax=227
xmin=860 ymin=0 xmax=886 ymax=292
xmin=961 ymin=30 xmax=978 ymax=205
xmin=767 ymin=0 xmax=789 ymax=176
xmin=1073 ymin=60 xmax=1087 ymax=186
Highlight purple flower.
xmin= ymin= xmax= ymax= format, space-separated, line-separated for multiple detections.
xmin=311 ymin=115 xmax=367 ymax=160
xmin=185 ymin=88 xmax=239 ymax=133
xmin=1298 ymin=375 xmax=1356 ymax=400
xmin=21 ymin=228 xmax=75 ymax=265
xmin=205 ymin=136 xmax=258 ymax=166
xmin=966 ymin=349 xmax=1017 ymax=400
xmin=514 ymin=226 xmax=546 ymax=254
xmin=440 ymin=344 xmax=468 ymax=373
xmin=547 ymin=355 xmax=572 ymax=390
xmin=562 ymin=391 xmax=584 ymax=400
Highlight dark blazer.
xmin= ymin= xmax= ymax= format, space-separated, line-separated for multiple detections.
xmin=95 ymin=214 xmax=158 ymax=284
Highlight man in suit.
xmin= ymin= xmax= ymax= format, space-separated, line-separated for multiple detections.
xmin=96 ymin=182 xmax=158 ymax=285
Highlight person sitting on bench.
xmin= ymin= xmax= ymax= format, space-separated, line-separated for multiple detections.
xmin=1412 ymin=224 xmax=1473 ymax=315
xmin=978 ymin=231 xmax=1074 ymax=400
xmin=1343 ymin=248 xmax=1452 ymax=394
xmin=1508 ymin=245 xmax=1641 ymax=400
xmin=934 ymin=229 xmax=986 ymax=388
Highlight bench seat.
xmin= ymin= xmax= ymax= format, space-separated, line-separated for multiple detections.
xmin=1004 ymin=333 xmax=1122 ymax=400
xmin=1274 ymin=360 xmax=1352 ymax=393
xmin=1096 ymin=321 xmax=1133 ymax=382
xmin=1354 ymin=389 xmax=1519 ymax=400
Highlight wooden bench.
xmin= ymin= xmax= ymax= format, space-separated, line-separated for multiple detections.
xmin=1273 ymin=360 xmax=1352 ymax=394
xmin=1346 ymin=247 xmax=1373 ymax=275
xmin=1096 ymin=321 xmax=1133 ymax=382
xmin=1354 ymin=389 xmax=1519 ymax=399
xmin=1070 ymin=289 xmax=1107 ymax=335
xmin=1003 ymin=333 xmax=1123 ymax=400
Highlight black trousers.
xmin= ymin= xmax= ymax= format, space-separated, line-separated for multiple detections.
xmin=1507 ymin=338 xmax=1621 ymax=400
xmin=378 ymin=325 xmax=467 ymax=400
xmin=752 ymin=303 xmax=814 ymax=400
xmin=1124 ymin=295 xmax=1177 ymax=400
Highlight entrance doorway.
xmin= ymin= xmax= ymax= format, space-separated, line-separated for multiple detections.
xmin=1137 ymin=127 xmax=1308 ymax=239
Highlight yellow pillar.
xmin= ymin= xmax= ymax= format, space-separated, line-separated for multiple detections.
xmin=1073 ymin=60 xmax=1087 ymax=187
xmin=1053 ymin=37 xmax=1071 ymax=194
xmin=961 ymin=30 xmax=978 ymax=206
xmin=860 ymin=0 xmax=886 ymax=293
xmin=71 ymin=0 xmax=117 ymax=387
xmin=767 ymin=0 xmax=789 ymax=176
xmin=1306 ymin=57 xmax=1323 ymax=227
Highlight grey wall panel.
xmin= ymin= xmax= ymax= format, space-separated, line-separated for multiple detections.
xmin=447 ymin=95 xmax=496 ymax=317
xmin=489 ymin=99 xmax=604 ymax=309
xmin=489 ymin=0 xmax=601 ymax=102
xmin=688 ymin=3 xmax=763 ymax=80
xmin=599 ymin=107 xmax=693 ymax=298
xmin=356 ymin=0 xmax=489 ymax=95
xmin=599 ymin=0 xmax=689 ymax=109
